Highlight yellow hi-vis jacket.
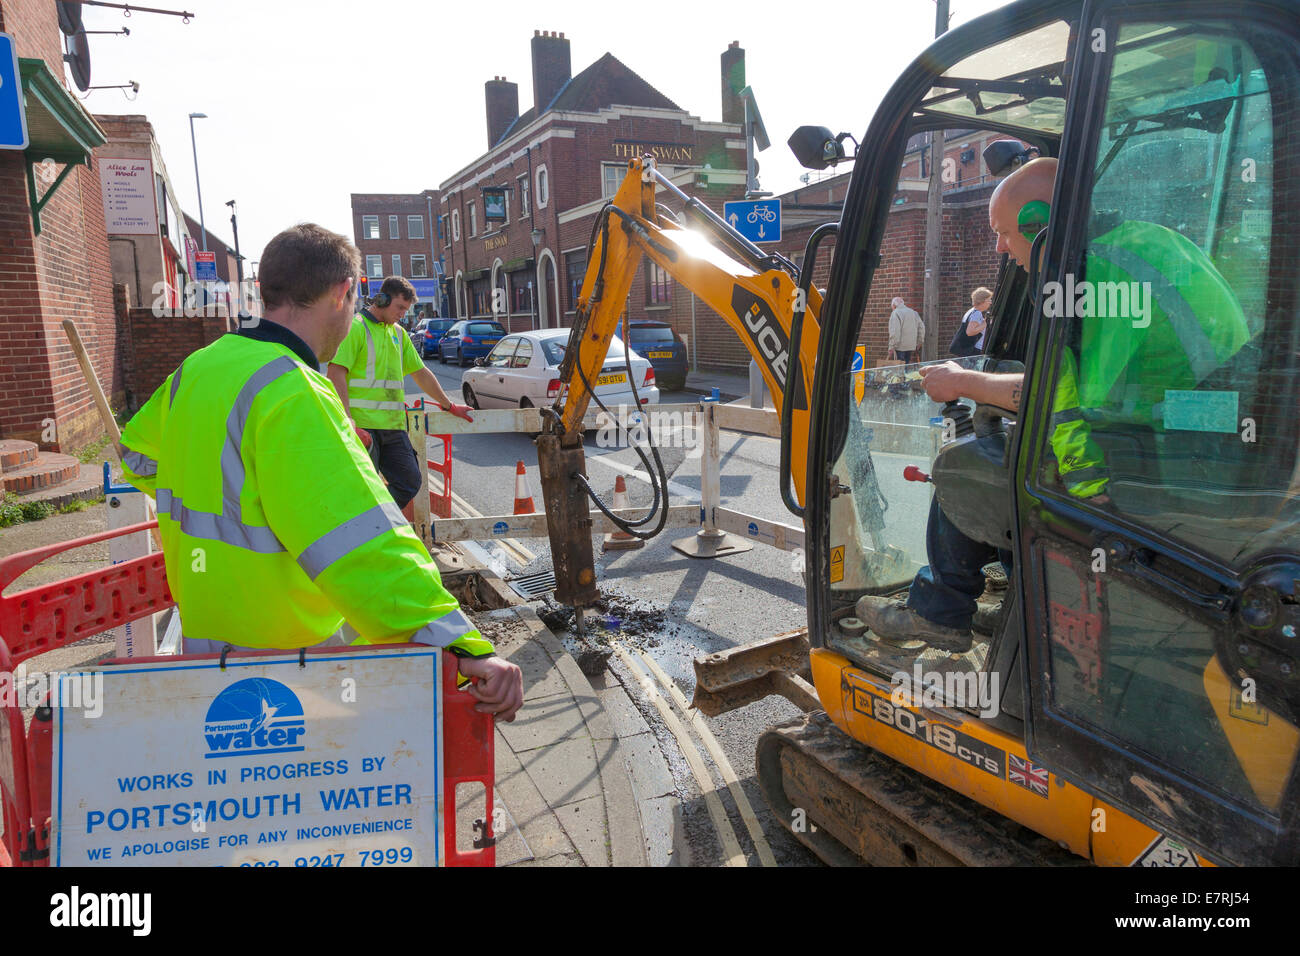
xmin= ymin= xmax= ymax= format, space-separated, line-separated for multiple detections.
xmin=332 ymin=311 xmax=424 ymax=431
xmin=1047 ymin=221 xmax=1252 ymax=498
xmin=120 ymin=327 xmax=492 ymax=654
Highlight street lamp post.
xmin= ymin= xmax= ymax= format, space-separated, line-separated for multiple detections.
xmin=530 ymin=227 xmax=543 ymax=328
xmin=225 ymin=199 xmax=244 ymax=286
xmin=188 ymin=112 xmax=209 ymax=252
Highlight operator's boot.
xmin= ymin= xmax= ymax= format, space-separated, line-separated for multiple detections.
xmin=854 ymin=595 xmax=973 ymax=653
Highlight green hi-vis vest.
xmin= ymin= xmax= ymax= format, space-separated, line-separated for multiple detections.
xmin=120 ymin=333 xmax=492 ymax=655
xmin=333 ymin=312 xmax=423 ymax=430
xmin=1048 ymin=220 xmax=1252 ymax=498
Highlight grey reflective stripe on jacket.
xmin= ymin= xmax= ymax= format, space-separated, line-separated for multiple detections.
xmin=123 ymin=449 xmax=158 ymax=477
xmin=296 ymin=500 xmax=408 ymax=580
xmin=154 ymin=355 xmax=300 ymax=555
xmin=410 ymin=607 xmax=478 ymax=648
xmin=348 ymin=320 xmax=404 ymax=390
xmin=1089 ymin=243 xmax=1223 ymax=381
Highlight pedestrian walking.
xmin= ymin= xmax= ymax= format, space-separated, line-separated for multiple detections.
xmin=887 ymin=296 xmax=925 ymax=364
xmin=949 ymin=287 xmax=992 ymax=357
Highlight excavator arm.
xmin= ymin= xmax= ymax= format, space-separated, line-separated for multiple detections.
xmin=536 ymin=156 xmax=825 ymax=626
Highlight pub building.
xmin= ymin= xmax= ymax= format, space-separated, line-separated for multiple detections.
xmin=439 ymin=32 xmax=763 ymax=373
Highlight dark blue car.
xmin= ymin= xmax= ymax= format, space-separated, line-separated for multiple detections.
xmin=620 ymin=320 xmax=687 ymax=391
xmin=439 ymin=320 xmax=507 ymax=367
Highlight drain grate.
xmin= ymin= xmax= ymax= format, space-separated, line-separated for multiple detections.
xmin=507 ymin=569 xmax=556 ymax=600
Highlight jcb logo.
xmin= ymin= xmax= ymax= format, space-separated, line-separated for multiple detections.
xmin=731 ymin=286 xmax=806 ymax=410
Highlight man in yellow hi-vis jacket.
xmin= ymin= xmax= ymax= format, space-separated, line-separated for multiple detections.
xmin=326 ymin=276 xmax=473 ymax=522
xmin=856 ymin=158 xmax=1250 ymax=652
xmin=121 ymin=224 xmax=522 ymax=721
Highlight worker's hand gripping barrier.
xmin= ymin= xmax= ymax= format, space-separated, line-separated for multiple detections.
xmin=0 ymin=521 xmax=495 ymax=867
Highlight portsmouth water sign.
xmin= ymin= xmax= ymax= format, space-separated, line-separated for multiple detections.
xmin=51 ymin=646 xmax=443 ymax=867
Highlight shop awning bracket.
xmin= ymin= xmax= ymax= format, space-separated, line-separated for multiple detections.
xmin=25 ymin=153 xmax=87 ymax=237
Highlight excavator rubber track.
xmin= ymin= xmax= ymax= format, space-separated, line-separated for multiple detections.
xmin=757 ymin=711 xmax=1088 ymax=866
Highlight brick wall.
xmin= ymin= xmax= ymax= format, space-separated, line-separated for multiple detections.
xmin=0 ymin=0 xmax=122 ymax=452
xmin=127 ymin=306 xmax=229 ymax=403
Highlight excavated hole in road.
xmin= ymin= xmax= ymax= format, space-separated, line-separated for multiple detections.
xmin=539 ymin=590 xmax=694 ymax=676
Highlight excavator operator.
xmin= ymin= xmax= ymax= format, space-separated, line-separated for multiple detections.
xmin=855 ymin=157 xmax=1251 ymax=651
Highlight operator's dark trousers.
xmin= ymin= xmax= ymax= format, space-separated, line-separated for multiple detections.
xmin=370 ymin=428 xmax=421 ymax=510
xmin=906 ymin=496 xmax=1010 ymax=630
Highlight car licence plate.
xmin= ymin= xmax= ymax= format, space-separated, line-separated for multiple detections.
xmin=596 ymin=372 xmax=627 ymax=387
xmin=481 ymin=339 xmax=499 ymax=345
xmin=648 ymin=350 xmax=673 ymax=358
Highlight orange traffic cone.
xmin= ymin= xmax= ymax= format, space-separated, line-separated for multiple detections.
xmin=513 ymin=461 xmax=535 ymax=515
xmin=602 ymin=474 xmax=644 ymax=552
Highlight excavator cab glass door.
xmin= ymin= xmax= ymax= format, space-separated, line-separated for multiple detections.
xmin=1018 ymin=4 xmax=1300 ymax=865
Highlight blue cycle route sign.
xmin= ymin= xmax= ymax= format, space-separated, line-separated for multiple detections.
xmin=723 ymin=199 xmax=781 ymax=244
xmin=1 ymin=34 xmax=29 ymax=151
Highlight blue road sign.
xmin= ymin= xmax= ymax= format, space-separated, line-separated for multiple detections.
xmin=724 ymin=199 xmax=781 ymax=244
xmin=1 ymin=34 xmax=29 ymax=151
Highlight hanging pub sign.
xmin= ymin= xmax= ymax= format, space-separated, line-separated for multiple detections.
xmin=483 ymin=187 xmax=507 ymax=222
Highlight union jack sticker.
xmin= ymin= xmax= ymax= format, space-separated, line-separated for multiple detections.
xmin=1008 ymin=753 xmax=1050 ymax=798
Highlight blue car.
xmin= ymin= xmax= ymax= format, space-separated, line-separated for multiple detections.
xmin=620 ymin=320 xmax=687 ymax=391
xmin=438 ymin=320 xmax=507 ymax=367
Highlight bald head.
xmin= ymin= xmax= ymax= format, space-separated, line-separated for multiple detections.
xmin=989 ymin=157 xmax=1058 ymax=270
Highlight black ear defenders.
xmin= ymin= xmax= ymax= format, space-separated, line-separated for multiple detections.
xmin=372 ymin=290 xmax=392 ymax=308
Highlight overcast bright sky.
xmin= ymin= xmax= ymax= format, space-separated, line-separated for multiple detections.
xmin=76 ymin=0 xmax=1015 ymax=264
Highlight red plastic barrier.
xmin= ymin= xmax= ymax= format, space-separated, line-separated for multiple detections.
xmin=0 ymin=521 xmax=494 ymax=867
xmin=428 ymin=434 xmax=453 ymax=519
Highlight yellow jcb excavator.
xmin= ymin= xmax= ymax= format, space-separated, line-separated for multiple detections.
xmin=536 ymin=0 xmax=1300 ymax=866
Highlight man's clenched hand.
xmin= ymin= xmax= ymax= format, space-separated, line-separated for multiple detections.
xmin=918 ymin=362 xmax=969 ymax=402
xmin=458 ymin=655 xmax=524 ymax=721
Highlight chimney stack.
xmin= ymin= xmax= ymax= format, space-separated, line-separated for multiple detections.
xmin=485 ymin=76 xmax=519 ymax=149
xmin=531 ymin=30 xmax=572 ymax=116
xmin=721 ymin=40 xmax=745 ymax=125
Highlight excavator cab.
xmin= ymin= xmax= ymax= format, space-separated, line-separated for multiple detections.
xmin=796 ymin=0 xmax=1300 ymax=865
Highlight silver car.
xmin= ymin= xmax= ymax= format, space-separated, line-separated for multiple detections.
xmin=460 ymin=328 xmax=661 ymax=411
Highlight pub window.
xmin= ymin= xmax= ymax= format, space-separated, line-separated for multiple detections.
xmin=407 ymin=215 xmax=424 ymax=240
xmin=602 ymin=162 xmax=625 ymax=199
xmin=451 ymin=210 xmax=461 ymax=242
xmin=366 ymin=255 xmax=382 ymax=278
xmin=388 ymin=215 xmax=399 ymax=240
xmin=469 ymin=202 xmax=477 ymax=237
xmin=518 ymin=173 xmax=530 ymax=217
xmin=411 ymin=255 xmax=427 ymax=277
xmin=362 ymin=215 xmax=379 ymax=240
xmin=535 ymin=165 xmax=550 ymax=209
xmin=391 ymin=254 xmax=401 ymax=276
xmin=647 ymin=260 xmax=672 ymax=305
xmin=566 ymin=252 xmax=587 ymax=311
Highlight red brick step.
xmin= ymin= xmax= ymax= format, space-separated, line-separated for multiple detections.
xmin=0 ymin=439 xmax=39 ymax=472
xmin=2 ymin=453 xmax=80 ymax=495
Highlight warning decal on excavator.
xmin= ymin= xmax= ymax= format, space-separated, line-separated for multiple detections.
xmin=848 ymin=676 xmax=1005 ymax=779
xmin=730 ymin=285 xmax=805 ymax=410
xmin=1132 ymin=834 xmax=1200 ymax=867
xmin=829 ymin=546 xmax=845 ymax=583
xmin=1229 ymin=685 xmax=1268 ymax=725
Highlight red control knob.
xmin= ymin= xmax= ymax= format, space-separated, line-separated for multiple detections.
xmin=903 ymin=465 xmax=931 ymax=483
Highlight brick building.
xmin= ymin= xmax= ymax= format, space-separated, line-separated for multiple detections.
xmin=0 ymin=0 xmax=122 ymax=454
xmin=438 ymin=32 xmax=753 ymax=369
xmin=351 ymin=190 xmax=444 ymax=318
xmin=93 ymin=114 xmax=199 ymax=313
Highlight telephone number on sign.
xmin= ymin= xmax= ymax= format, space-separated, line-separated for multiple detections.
xmin=239 ymin=847 xmax=415 ymax=867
